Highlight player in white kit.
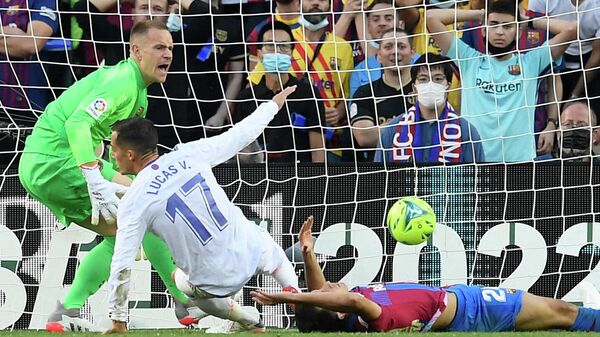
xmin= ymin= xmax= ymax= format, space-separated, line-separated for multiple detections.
xmin=105 ymin=86 xmax=300 ymax=333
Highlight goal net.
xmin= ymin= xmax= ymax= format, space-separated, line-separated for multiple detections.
xmin=1 ymin=0 xmax=599 ymax=331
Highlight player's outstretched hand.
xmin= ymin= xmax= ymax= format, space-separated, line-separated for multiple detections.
xmin=251 ymin=289 xmax=290 ymax=305
xmin=104 ymin=321 xmax=127 ymax=334
xmin=272 ymin=85 xmax=297 ymax=110
xmin=299 ymin=215 xmax=314 ymax=254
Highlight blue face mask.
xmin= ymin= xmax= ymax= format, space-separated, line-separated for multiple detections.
xmin=262 ymin=53 xmax=292 ymax=73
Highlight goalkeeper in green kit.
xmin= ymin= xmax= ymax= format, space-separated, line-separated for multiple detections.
xmin=18 ymin=21 xmax=204 ymax=332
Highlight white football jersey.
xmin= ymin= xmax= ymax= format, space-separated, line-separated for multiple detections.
xmin=579 ymin=0 xmax=600 ymax=40
xmin=108 ymin=101 xmax=279 ymax=322
xmin=528 ymin=0 xmax=592 ymax=57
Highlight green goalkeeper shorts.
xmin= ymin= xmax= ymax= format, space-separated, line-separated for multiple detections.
xmin=18 ymin=152 xmax=117 ymax=226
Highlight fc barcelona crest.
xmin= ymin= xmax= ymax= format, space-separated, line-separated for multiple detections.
xmin=6 ymin=5 xmax=19 ymax=16
xmin=526 ymin=30 xmax=540 ymax=45
xmin=215 ymin=29 xmax=228 ymax=42
xmin=508 ymin=64 xmax=521 ymax=76
xmin=329 ymin=57 xmax=339 ymax=70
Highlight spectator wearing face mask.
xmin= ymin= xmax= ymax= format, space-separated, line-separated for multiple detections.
xmin=333 ymin=0 xmax=403 ymax=65
xmin=556 ymin=100 xmax=600 ymax=163
xmin=249 ymin=0 xmax=354 ymax=161
xmin=351 ymin=29 xmax=416 ymax=161
xmin=461 ymin=0 xmax=558 ymax=160
xmin=234 ymin=21 xmax=326 ymax=163
xmin=349 ymin=0 xmax=420 ymax=98
xmin=427 ymin=0 xmax=577 ymax=162
xmin=246 ymin=0 xmax=302 ymax=72
xmin=375 ymin=53 xmax=484 ymax=163
xmin=394 ymin=0 xmax=468 ymax=111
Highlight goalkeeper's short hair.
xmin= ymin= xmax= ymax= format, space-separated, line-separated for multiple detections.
xmin=130 ymin=20 xmax=169 ymax=41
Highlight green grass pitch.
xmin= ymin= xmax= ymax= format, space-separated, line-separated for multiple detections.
xmin=0 ymin=330 xmax=595 ymax=336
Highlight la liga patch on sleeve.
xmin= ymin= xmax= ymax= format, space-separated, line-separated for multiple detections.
xmin=86 ymin=98 xmax=108 ymax=119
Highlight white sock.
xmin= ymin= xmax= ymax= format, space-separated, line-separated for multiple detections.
xmin=272 ymin=259 xmax=300 ymax=292
xmin=193 ymin=297 xmax=259 ymax=326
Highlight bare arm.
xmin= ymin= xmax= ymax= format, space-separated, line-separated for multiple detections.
xmin=299 ymin=216 xmax=327 ymax=291
xmin=252 ymin=216 xmax=382 ymax=321
xmin=571 ymin=39 xmax=600 ymax=97
xmin=0 ymin=21 xmax=53 ymax=58
xmin=469 ymin=0 xmax=485 ymax=10
xmin=206 ymin=59 xmax=245 ymax=127
xmin=354 ymin=15 xmax=367 ymax=59
xmin=223 ymin=60 xmax=245 ymax=113
xmin=532 ymin=18 xmax=577 ymax=60
xmin=308 ymin=132 xmax=325 ymax=162
xmin=179 ymin=0 xmax=195 ymax=11
xmin=352 ymin=119 xmax=379 ymax=148
xmin=426 ymin=9 xmax=484 ymax=54
xmin=546 ymin=75 xmax=561 ymax=122
xmin=537 ymin=75 xmax=560 ymax=154
xmin=395 ymin=0 xmax=421 ymax=33
xmin=336 ymin=101 xmax=347 ymax=124
xmin=334 ymin=0 xmax=361 ymax=39
xmin=252 ymin=289 xmax=382 ymax=320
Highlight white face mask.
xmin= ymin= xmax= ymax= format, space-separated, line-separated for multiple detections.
xmin=299 ymin=15 xmax=330 ymax=31
xmin=166 ymin=12 xmax=182 ymax=32
xmin=416 ymin=81 xmax=447 ymax=109
xmin=368 ymin=40 xmax=380 ymax=49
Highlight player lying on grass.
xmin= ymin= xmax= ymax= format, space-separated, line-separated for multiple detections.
xmin=252 ymin=216 xmax=600 ymax=332
xmin=18 ymin=20 xmax=203 ymax=332
xmin=104 ymin=86 xmax=300 ymax=334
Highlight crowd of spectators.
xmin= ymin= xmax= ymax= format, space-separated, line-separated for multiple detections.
xmin=1 ymin=0 xmax=599 ymax=164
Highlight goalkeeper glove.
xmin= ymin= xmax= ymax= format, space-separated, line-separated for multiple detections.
xmin=81 ymin=164 xmax=128 ymax=226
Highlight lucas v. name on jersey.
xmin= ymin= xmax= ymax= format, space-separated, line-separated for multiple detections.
xmin=146 ymin=160 xmax=191 ymax=195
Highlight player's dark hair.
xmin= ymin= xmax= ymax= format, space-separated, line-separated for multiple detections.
xmin=130 ymin=20 xmax=169 ymax=41
xmin=410 ymin=53 xmax=453 ymax=84
xmin=379 ymin=28 xmax=413 ymax=47
xmin=257 ymin=21 xmax=295 ymax=51
xmin=487 ymin=0 xmax=517 ymax=19
xmin=112 ymin=117 xmax=158 ymax=155
xmin=295 ymin=304 xmax=345 ymax=332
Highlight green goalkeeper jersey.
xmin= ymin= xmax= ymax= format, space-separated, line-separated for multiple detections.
xmin=24 ymin=58 xmax=148 ymax=166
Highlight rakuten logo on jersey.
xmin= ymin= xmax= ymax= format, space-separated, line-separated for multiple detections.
xmin=476 ymin=78 xmax=522 ymax=95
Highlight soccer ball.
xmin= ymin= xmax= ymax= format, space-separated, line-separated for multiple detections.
xmin=386 ymin=197 xmax=436 ymax=245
